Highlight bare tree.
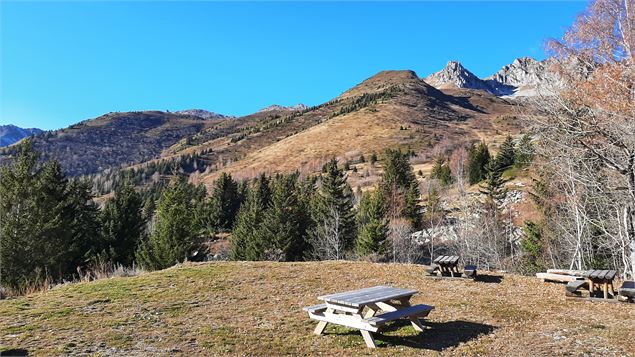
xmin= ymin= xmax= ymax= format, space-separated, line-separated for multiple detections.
xmin=388 ymin=218 xmax=421 ymax=264
xmin=311 ymin=205 xmax=347 ymax=261
xmin=529 ymin=0 xmax=635 ymax=278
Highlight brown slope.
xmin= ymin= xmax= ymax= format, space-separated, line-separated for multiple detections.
xmin=189 ymin=70 xmax=520 ymax=188
xmin=0 ymin=111 xmax=225 ymax=176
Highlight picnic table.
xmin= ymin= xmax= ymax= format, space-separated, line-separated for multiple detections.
xmin=583 ymin=270 xmax=617 ymax=299
xmin=303 ymin=286 xmax=434 ymax=348
xmin=431 ymin=255 xmax=461 ymax=276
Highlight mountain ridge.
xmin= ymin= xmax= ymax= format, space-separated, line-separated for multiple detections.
xmin=0 ymin=125 xmax=43 ymax=147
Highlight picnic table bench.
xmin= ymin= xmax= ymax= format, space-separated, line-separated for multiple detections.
xmin=425 ymin=255 xmax=476 ymax=278
xmin=303 ymin=286 xmax=434 ymax=348
xmin=567 ymin=269 xmax=617 ymax=299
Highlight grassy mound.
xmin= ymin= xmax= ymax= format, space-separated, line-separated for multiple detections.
xmin=1 ymin=261 xmax=633 ymax=356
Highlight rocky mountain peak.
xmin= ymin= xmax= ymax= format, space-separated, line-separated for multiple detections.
xmin=257 ymin=104 xmax=308 ymax=113
xmin=174 ymin=109 xmax=231 ymax=119
xmin=424 ymin=61 xmax=493 ymax=92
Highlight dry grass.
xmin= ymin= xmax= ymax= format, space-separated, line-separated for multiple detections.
xmin=1 ymin=261 xmax=633 ymax=356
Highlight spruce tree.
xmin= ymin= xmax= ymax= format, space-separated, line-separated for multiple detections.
xmin=468 ymin=141 xmax=491 ymax=185
xmin=207 ymin=172 xmax=241 ymax=233
xmin=309 ymin=158 xmax=356 ymax=259
xmin=95 ymin=182 xmax=146 ymax=266
xmin=356 ymin=190 xmax=388 ymax=257
xmin=231 ymin=174 xmax=271 ymax=261
xmin=136 ymin=176 xmax=202 ymax=270
xmin=380 ymin=149 xmax=420 ymax=227
xmin=431 ymin=157 xmax=453 ymax=186
xmin=255 ymin=173 xmax=310 ymax=261
xmin=495 ymin=135 xmax=516 ymax=170
xmin=480 ymin=160 xmax=507 ymax=203
xmin=514 ymin=134 xmax=534 ymax=168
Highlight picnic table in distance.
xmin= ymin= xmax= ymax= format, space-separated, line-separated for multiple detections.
xmin=565 ymin=269 xmax=617 ymax=300
xmin=425 ymin=255 xmax=477 ymax=279
xmin=303 ymin=286 xmax=434 ymax=348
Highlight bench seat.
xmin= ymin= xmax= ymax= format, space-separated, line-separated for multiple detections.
xmin=365 ymin=304 xmax=434 ymax=326
xmin=303 ymin=304 xmax=327 ymax=314
xmin=425 ymin=263 xmax=439 ymax=275
xmin=618 ymin=281 xmax=635 ymax=299
xmin=566 ymin=280 xmax=588 ymax=293
xmin=463 ymin=265 xmax=477 ymax=279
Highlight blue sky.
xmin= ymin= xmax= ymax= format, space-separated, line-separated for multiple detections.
xmin=1 ymin=1 xmax=587 ymax=130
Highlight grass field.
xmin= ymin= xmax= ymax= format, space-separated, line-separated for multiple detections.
xmin=1 ymin=261 xmax=633 ymax=356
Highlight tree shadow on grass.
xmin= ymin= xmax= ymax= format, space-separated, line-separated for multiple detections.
xmin=475 ymin=274 xmax=504 ymax=284
xmin=325 ymin=320 xmax=495 ymax=351
xmin=0 ymin=348 xmax=29 ymax=356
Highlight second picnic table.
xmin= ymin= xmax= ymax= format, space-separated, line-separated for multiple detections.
xmin=303 ymin=286 xmax=434 ymax=348
xmin=583 ymin=269 xmax=617 ymax=299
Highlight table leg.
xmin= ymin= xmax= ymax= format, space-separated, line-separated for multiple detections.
xmin=603 ymin=282 xmax=608 ymax=299
xmin=360 ymin=330 xmax=377 ymax=348
xmin=314 ymin=308 xmax=333 ymax=335
xmin=400 ymin=298 xmax=426 ymax=332
xmin=587 ymin=279 xmax=594 ymax=297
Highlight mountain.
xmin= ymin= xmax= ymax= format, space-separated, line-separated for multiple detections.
xmin=0 ymin=125 xmax=43 ymax=147
xmin=257 ymin=104 xmax=308 ymax=113
xmin=174 ymin=109 xmax=232 ymax=119
xmin=424 ymin=57 xmax=558 ymax=97
xmin=1 ymin=68 xmax=522 ymax=193
xmin=0 ymin=111 xmax=225 ymax=176
xmin=423 ymin=61 xmax=494 ymax=92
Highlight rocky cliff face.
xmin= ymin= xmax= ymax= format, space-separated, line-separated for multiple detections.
xmin=424 ymin=61 xmax=493 ymax=92
xmin=174 ymin=109 xmax=232 ymax=119
xmin=0 ymin=125 xmax=43 ymax=147
xmin=257 ymin=104 xmax=308 ymax=113
xmin=425 ymin=57 xmax=559 ymax=97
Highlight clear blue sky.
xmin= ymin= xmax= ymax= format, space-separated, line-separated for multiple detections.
xmin=1 ymin=1 xmax=587 ymax=130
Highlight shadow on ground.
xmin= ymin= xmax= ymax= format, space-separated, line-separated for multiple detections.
xmin=0 ymin=348 xmax=29 ymax=356
xmin=326 ymin=320 xmax=495 ymax=351
xmin=475 ymin=274 xmax=504 ymax=284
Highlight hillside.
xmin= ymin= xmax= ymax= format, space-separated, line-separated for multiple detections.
xmin=185 ymin=70 xmax=520 ymax=188
xmin=0 ymin=111 xmax=224 ymax=176
xmin=0 ymin=125 xmax=42 ymax=147
xmin=1 ymin=261 xmax=633 ymax=356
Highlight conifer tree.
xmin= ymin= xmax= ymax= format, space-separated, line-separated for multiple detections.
xmin=231 ymin=174 xmax=271 ymax=261
xmin=468 ymin=141 xmax=491 ymax=185
xmin=255 ymin=173 xmax=310 ymax=261
xmin=309 ymin=158 xmax=356 ymax=259
xmin=136 ymin=176 xmax=202 ymax=270
xmin=495 ymin=135 xmax=516 ymax=170
xmin=95 ymin=182 xmax=146 ymax=266
xmin=380 ymin=149 xmax=420 ymax=227
xmin=480 ymin=160 xmax=507 ymax=203
xmin=207 ymin=172 xmax=241 ymax=232
xmin=430 ymin=157 xmax=453 ymax=186
xmin=514 ymin=134 xmax=534 ymax=168
xmin=356 ymin=190 xmax=388 ymax=257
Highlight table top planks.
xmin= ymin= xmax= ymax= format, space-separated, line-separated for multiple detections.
xmin=583 ymin=269 xmax=617 ymax=281
xmin=318 ymin=286 xmax=418 ymax=307
xmin=433 ymin=255 xmax=459 ymax=266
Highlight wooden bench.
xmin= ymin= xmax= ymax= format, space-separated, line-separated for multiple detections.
xmin=303 ymin=304 xmax=327 ymax=314
xmin=618 ymin=281 xmax=635 ymax=303
xmin=365 ymin=304 xmax=434 ymax=327
xmin=565 ymin=280 xmax=588 ymax=297
xmin=463 ymin=265 xmax=477 ymax=279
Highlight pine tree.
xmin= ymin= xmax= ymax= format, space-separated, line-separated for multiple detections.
xmin=0 ymin=141 xmax=99 ymax=289
xmin=356 ymin=190 xmax=388 ymax=257
xmin=231 ymin=174 xmax=271 ymax=261
xmin=255 ymin=173 xmax=310 ymax=261
xmin=136 ymin=176 xmax=203 ymax=270
xmin=468 ymin=141 xmax=491 ymax=185
xmin=95 ymin=182 xmax=146 ymax=266
xmin=495 ymin=135 xmax=516 ymax=170
xmin=480 ymin=160 xmax=507 ymax=204
xmin=207 ymin=172 xmax=241 ymax=233
xmin=514 ymin=134 xmax=534 ymax=168
xmin=430 ymin=157 xmax=453 ymax=186
xmin=309 ymin=158 xmax=356 ymax=259
xmin=521 ymin=220 xmax=544 ymax=273
xmin=380 ymin=149 xmax=420 ymax=227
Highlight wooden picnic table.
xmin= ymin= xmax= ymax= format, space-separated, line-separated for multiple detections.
xmin=303 ymin=286 xmax=434 ymax=348
xmin=583 ymin=270 xmax=617 ymax=299
xmin=433 ymin=255 xmax=460 ymax=276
